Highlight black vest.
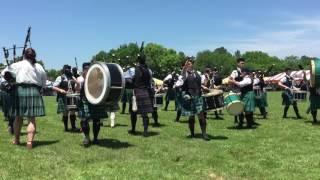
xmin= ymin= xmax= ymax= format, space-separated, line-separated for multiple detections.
xmin=235 ymin=70 xmax=243 ymax=82
xmin=133 ymin=64 xmax=151 ymax=89
xmin=182 ymin=71 xmax=202 ymax=96
xmin=241 ymin=77 xmax=253 ymax=95
xmin=283 ymin=76 xmax=293 ymax=88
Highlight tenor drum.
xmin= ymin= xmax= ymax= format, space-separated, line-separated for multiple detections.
xmin=66 ymin=93 xmax=80 ymax=110
xmin=84 ymin=62 xmax=125 ymax=105
xmin=154 ymin=93 xmax=164 ymax=107
xmin=293 ymin=90 xmax=307 ymax=101
xmin=310 ymin=59 xmax=320 ymax=88
xmin=224 ymin=93 xmax=244 ymax=116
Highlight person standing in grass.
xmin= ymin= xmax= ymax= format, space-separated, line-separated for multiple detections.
xmin=163 ymin=71 xmax=178 ymax=111
xmin=229 ymin=68 xmax=255 ymax=128
xmin=76 ymin=62 xmax=108 ymax=146
xmin=4 ymin=48 xmax=47 ymax=149
xmin=253 ymin=71 xmax=268 ymax=119
xmin=278 ymin=68 xmax=302 ymax=119
xmin=180 ymin=58 xmax=209 ymax=141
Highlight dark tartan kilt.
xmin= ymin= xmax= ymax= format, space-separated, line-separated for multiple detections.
xmin=121 ymin=89 xmax=133 ymax=103
xmin=78 ymin=99 xmax=108 ymax=120
xmin=175 ymin=89 xmax=183 ymax=111
xmin=105 ymin=102 xmax=120 ymax=112
xmin=1 ymin=90 xmax=14 ymax=118
xmin=310 ymin=93 xmax=320 ymax=111
xmin=14 ymin=85 xmax=45 ymax=117
xmin=282 ymin=90 xmax=296 ymax=106
xmin=241 ymin=91 xmax=255 ymax=112
xmin=255 ymin=92 xmax=268 ymax=108
xmin=181 ymin=94 xmax=204 ymax=116
xmin=165 ymin=88 xmax=176 ymax=101
xmin=134 ymin=88 xmax=154 ymax=114
xmin=57 ymin=96 xmax=67 ymax=114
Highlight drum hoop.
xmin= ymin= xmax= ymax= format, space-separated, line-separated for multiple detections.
xmin=85 ymin=62 xmax=111 ymax=105
xmin=109 ymin=63 xmax=125 ymax=102
xmin=311 ymin=60 xmax=315 ymax=87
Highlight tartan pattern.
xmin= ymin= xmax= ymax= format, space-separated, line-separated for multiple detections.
xmin=241 ymin=91 xmax=255 ymax=112
xmin=181 ymin=94 xmax=204 ymax=116
xmin=255 ymin=92 xmax=268 ymax=108
xmin=78 ymin=99 xmax=108 ymax=120
xmin=1 ymin=91 xmax=14 ymax=118
xmin=175 ymin=89 xmax=183 ymax=111
xmin=165 ymin=88 xmax=176 ymax=101
xmin=14 ymin=85 xmax=45 ymax=117
xmin=282 ymin=90 xmax=296 ymax=106
xmin=310 ymin=93 xmax=320 ymax=111
xmin=134 ymin=88 xmax=154 ymax=114
xmin=57 ymin=97 xmax=67 ymax=113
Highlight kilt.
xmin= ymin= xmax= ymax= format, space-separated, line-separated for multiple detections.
xmin=105 ymin=102 xmax=120 ymax=112
xmin=1 ymin=90 xmax=14 ymax=118
xmin=282 ymin=90 xmax=296 ymax=106
xmin=14 ymin=85 xmax=45 ymax=117
xmin=175 ymin=89 xmax=183 ymax=111
xmin=181 ymin=94 xmax=204 ymax=116
xmin=78 ymin=99 xmax=108 ymax=120
xmin=241 ymin=91 xmax=255 ymax=112
xmin=134 ymin=88 xmax=154 ymax=114
xmin=165 ymin=88 xmax=176 ymax=101
xmin=310 ymin=93 xmax=320 ymax=111
xmin=255 ymin=92 xmax=268 ymax=108
xmin=57 ymin=96 xmax=67 ymax=113
xmin=121 ymin=89 xmax=133 ymax=103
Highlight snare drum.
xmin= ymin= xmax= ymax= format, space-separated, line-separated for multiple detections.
xmin=224 ymin=93 xmax=244 ymax=115
xmin=253 ymin=86 xmax=262 ymax=99
xmin=84 ymin=62 xmax=125 ymax=105
xmin=154 ymin=93 xmax=164 ymax=107
xmin=203 ymin=91 xmax=224 ymax=111
xmin=293 ymin=90 xmax=307 ymax=101
xmin=66 ymin=93 xmax=80 ymax=110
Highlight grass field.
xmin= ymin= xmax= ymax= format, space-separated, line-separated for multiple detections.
xmin=0 ymin=91 xmax=320 ymax=179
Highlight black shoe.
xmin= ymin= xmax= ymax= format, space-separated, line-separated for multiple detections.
xmin=252 ymin=122 xmax=260 ymax=126
xmin=215 ymin=116 xmax=223 ymax=120
xmin=92 ymin=139 xmax=99 ymax=144
xmin=128 ymin=130 xmax=137 ymax=135
xmin=282 ymin=115 xmax=287 ymax=119
xmin=187 ymin=134 xmax=195 ymax=138
xmin=153 ymin=123 xmax=160 ymax=127
xmin=202 ymin=134 xmax=210 ymax=141
xmin=297 ymin=116 xmax=302 ymax=119
xmin=143 ymin=131 xmax=148 ymax=137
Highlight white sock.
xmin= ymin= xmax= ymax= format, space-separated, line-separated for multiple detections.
xmin=110 ymin=112 xmax=115 ymax=127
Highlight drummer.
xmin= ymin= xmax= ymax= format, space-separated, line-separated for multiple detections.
xmin=53 ymin=65 xmax=79 ymax=132
xmin=76 ymin=62 xmax=109 ymax=146
xmin=278 ymin=68 xmax=302 ymax=119
xmin=121 ymin=65 xmax=135 ymax=114
xmin=229 ymin=68 xmax=255 ymax=128
xmin=230 ymin=58 xmax=245 ymax=124
xmin=163 ymin=71 xmax=178 ymax=111
xmin=174 ymin=63 xmax=185 ymax=122
xmin=253 ymin=71 xmax=268 ymax=119
xmin=181 ymin=58 xmax=210 ymax=141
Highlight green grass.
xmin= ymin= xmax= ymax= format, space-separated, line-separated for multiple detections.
xmin=1 ymin=92 xmax=320 ymax=179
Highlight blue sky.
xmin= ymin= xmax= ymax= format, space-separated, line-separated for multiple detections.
xmin=0 ymin=0 xmax=319 ymax=69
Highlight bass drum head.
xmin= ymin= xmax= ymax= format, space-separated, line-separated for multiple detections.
xmin=84 ymin=62 xmax=111 ymax=105
xmin=226 ymin=101 xmax=244 ymax=116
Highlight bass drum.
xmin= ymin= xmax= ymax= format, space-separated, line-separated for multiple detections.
xmin=310 ymin=59 xmax=320 ymax=88
xmin=84 ymin=62 xmax=125 ymax=105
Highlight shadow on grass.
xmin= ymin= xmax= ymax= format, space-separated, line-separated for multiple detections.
xmin=18 ymin=140 xmax=59 ymax=149
xmin=96 ymin=138 xmax=134 ymax=149
xmin=304 ymin=120 xmax=320 ymax=125
xmin=128 ymin=131 xmax=160 ymax=137
xmin=186 ymin=134 xmax=228 ymax=140
xmin=227 ymin=126 xmax=258 ymax=130
xmin=151 ymin=123 xmax=166 ymax=127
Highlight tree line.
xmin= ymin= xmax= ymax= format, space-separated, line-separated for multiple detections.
xmin=44 ymin=42 xmax=315 ymax=80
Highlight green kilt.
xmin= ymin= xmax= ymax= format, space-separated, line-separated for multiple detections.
xmin=310 ymin=93 xmax=320 ymax=111
xmin=241 ymin=91 xmax=255 ymax=112
xmin=166 ymin=88 xmax=176 ymax=101
xmin=78 ymin=99 xmax=108 ymax=120
xmin=181 ymin=94 xmax=204 ymax=116
xmin=282 ymin=90 xmax=296 ymax=106
xmin=57 ymin=96 xmax=67 ymax=113
xmin=121 ymin=89 xmax=133 ymax=103
xmin=255 ymin=92 xmax=268 ymax=108
xmin=14 ymin=85 xmax=45 ymax=117
xmin=1 ymin=90 xmax=14 ymax=118
xmin=175 ymin=89 xmax=183 ymax=111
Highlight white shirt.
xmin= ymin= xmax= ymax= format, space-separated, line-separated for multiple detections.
xmin=237 ymin=75 xmax=252 ymax=88
xmin=253 ymin=77 xmax=260 ymax=86
xmin=76 ymin=76 xmax=85 ymax=90
xmin=163 ymin=74 xmax=172 ymax=81
xmin=230 ymin=67 xmax=241 ymax=79
xmin=174 ymin=75 xmax=184 ymax=88
xmin=124 ymin=67 xmax=135 ymax=79
xmin=3 ymin=60 xmax=47 ymax=88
